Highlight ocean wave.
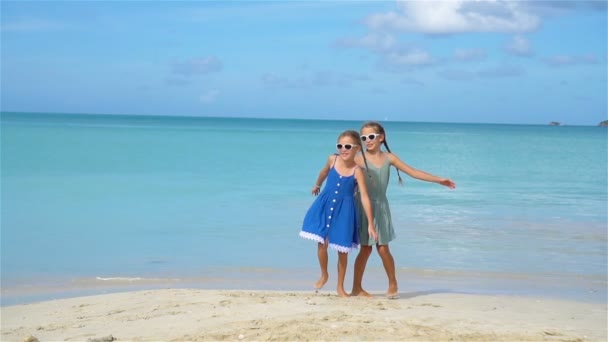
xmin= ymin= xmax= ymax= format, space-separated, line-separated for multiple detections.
xmin=95 ymin=277 xmax=144 ymax=282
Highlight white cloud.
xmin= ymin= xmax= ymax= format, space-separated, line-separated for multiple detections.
xmin=312 ymin=71 xmax=370 ymax=87
xmin=261 ymin=73 xmax=287 ymax=86
xmin=365 ymin=0 xmax=541 ymax=34
xmin=520 ymin=1 xmax=607 ymax=17
xmin=505 ymin=35 xmax=533 ymax=57
xmin=261 ymin=72 xmax=307 ymax=88
xmin=371 ymin=87 xmax=388 ymax=94
xmin=401 ymin=77 xmax=425 ymax=86
xmin=454 ymin=48 xmax=487 ymax=62
xmin=437 ymin=64 xmax=525 ymax=81
xmin=200 ymin=90 xmax=219 ymax=103
xmin=477 ymin=64 xmax=525 ymax=78
xmin=261 ymin=71 xmax=369 ymax=89
xmin=165 ymin=78 xmax=191 ymax=87
xmin=438 ymin=69 xmax=477 ymax=81
xmin=542 ymin=54 xmax=600 ymax=67
xmin=385 ymin=48 xmax=436 ymax=66
xmin=1 ymin=18 xmax=67 ymax=32
xmin=335 ymin=33 xmax=398 ymax=52
xmin=171 ymin=57 xmax=223 ymax=76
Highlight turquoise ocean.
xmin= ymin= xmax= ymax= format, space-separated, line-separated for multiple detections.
xmin=1 ymin=112 xmax=606 ymax=305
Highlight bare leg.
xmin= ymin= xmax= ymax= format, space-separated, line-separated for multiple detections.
xmin=314 ymin=241 xmax=329 ymax=290
xmin=350 ymin=245 xmax=373 ymax=297
xmin=336 ymin=252 xmax=349 ymax=297
xmin=377 ymin=244 xmax=398 ymax=298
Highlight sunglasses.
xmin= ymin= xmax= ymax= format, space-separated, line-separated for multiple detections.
xmin=336 ymin=143 xmax=358 ymax=150
xmin=360 ymin=133 xmax=382 ymax=142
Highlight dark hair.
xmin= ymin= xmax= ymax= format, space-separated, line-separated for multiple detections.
xmin=338 ymin=130 xmax=370 ymax=175
xmin=360 ymin=121 xmax=404 ymax=185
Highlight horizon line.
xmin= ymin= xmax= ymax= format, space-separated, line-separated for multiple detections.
xmin=1 ymin=110 xmax=605 ymax=127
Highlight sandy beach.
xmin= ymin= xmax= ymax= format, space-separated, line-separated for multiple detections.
xmin=1 ymin=289 xmax=606 ymax=342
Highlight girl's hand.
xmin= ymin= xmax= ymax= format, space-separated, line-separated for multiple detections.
xmin=368 ymin=223 xmax=378 ymax=242
xmin=311 ymin=185 xmax=321 ymax=195
xmin=439 ymin=178 xmax=456 ymax=189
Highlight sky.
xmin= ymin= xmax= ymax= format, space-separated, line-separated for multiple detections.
xmin=1 ymin=1 xmax=607 ymax=125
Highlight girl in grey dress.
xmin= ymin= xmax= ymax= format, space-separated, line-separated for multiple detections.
xmin=351 ymin=121 xmax=456 ymax=299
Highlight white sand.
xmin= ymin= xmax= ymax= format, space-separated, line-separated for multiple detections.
xmin=1 ymin=289 xmax=606 ymax=341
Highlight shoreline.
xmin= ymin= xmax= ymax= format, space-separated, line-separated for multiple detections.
xmin=2 ymin=289 xmax=606 ymax=341
xmin=3 ymin=267 xmax=606 ymax=307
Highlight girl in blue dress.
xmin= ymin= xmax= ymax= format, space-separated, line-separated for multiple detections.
xmin=300 ymin=130 xmax=377 ymax=297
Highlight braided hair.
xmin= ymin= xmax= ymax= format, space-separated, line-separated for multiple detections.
xmin=360 ymin=121 xmax=404 ymax=185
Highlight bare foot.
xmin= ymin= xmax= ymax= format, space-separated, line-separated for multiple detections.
xmin=314 ymin=274 xmax=328 ymax=290
xmin=337 ymin=288 xmax=349 ymax=298
xmin=350 ymin=289 xmax=373 ymax=297
xmin=386 ymin=284 xmax=399 ymax=299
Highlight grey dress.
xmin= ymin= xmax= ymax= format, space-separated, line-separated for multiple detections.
xmin=357 ymin=154 xmax=396 ymax=246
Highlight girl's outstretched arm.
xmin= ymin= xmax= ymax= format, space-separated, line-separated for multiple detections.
xmin=311 ymin=154 xmax=334 ymax=195
xmin=387 ymin=153 xmax=456 ymax=189
xmin=354 ymin=168 xmax=378 ymax=241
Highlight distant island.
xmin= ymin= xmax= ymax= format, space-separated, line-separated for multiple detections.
xmin=548 ymin=120 xmax=608 ymax=127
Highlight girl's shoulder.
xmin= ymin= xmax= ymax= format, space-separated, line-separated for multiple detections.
xmin=354 ymin=153 xmax=365 ymax=166
xmin=375 ymin=151 xmax=393 ymax=165
xmin=326 ymin=153 xmax=339 ymax=164
xmin=354 ymin=166 xmax=366 ymax=177
xmin=324 ymin=153 xmax=342 ymax=170
xmin=385 ymin=151 xmax=402 ymax=164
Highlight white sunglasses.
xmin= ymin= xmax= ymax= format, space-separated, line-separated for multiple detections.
xmin=336 ymin=143 xmax=358 ymax=150
xmin=360 ymin=133 xmax=382 ymax=142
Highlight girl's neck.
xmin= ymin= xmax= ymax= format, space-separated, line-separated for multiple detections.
xmin=341 ymin=158 xmax=357 ymax=168
xmin=365 ymin=149 xmax=382 ymax=156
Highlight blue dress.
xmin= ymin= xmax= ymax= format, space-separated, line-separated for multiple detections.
xmin=299 ymin=159 xmax=360 ymax=253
